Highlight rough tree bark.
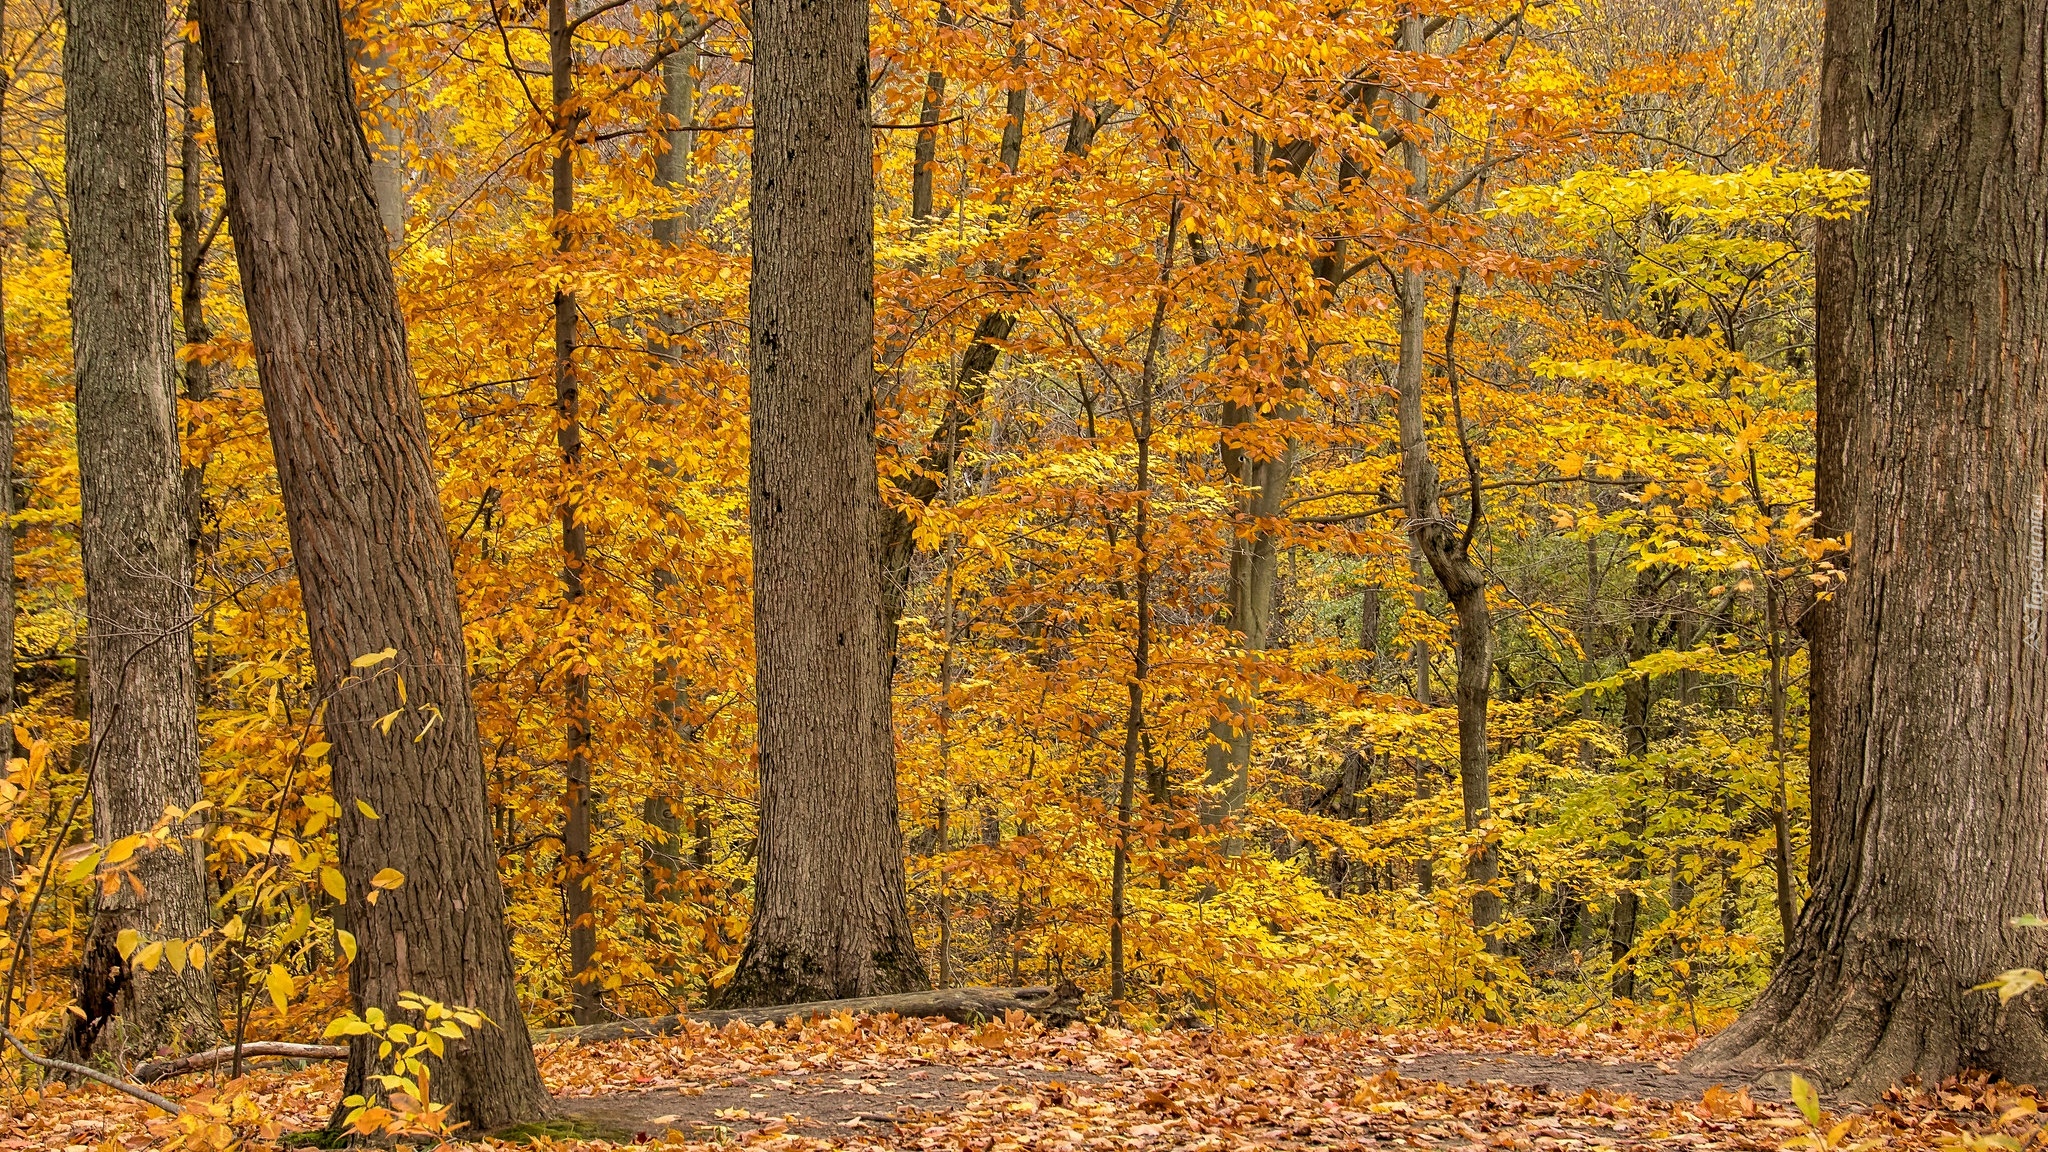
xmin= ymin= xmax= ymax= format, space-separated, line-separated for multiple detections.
xmin=196 ymin=0 xmax=549 ymax=1128
xmin=57 ymin=0 xmax=223 ymax=1062
xmin=723 ymin=0 xmax=928 ymax=1006
xmin=1684 ymin=0 xmax=2048 ymax=1099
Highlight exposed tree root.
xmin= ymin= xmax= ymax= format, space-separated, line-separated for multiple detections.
xmin=1683 ymin=936 xmax=2048 ymax=1101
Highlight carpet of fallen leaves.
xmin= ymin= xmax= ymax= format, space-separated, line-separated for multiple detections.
xmin=1 ymin=1013 xmax=2036 ymax=1152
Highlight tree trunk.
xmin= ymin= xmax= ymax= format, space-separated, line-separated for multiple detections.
xmin=1392 ymin=41 xmax=1498 ymax=943
xmin=1109 ymin=201 xmax=1179 ymax=1006
xmin=1684 ymin=0 xmax=2048 ymax=1099
xmin=909 ymin=3 xmax=950 ymax=225
xmin=875 ymin=73 xmax=1103 ymax=658
xmin=0 ymin=0 xmax=16 ymax=842
xmin=547 ymin=0 xmax=600 ymax=1030
xmin=348 ymin=3 xmax=406 ymax=249
xmin=196 ymin=0 xmax=548 ymax=1128
xmin=1610 ymin=564 xmax=1659 ymax=1000
xmin=1358 ymin=586 xmax=1381 ymax=678
xmin=723 ymin=0 xmax=927 ymax=1006
xmin=643 ymin=0 xmax=699 ymax=919
xmin=58 ymin=0 xmax=222 ymax=1062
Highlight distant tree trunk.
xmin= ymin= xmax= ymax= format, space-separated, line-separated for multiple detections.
xmin=875 ymin=57 xmax=1101 ymax=660
xmin=722 ymin=0 xmax=927 ymax=1006
xmin=643 ymin=0 xmax=699 ymax=918
xmin=908 ymin=3 xmax=950 ymax=225
xmin=1685 ymin=0 xmax=2048 ymax=1099
xmin=349 ymin=3 xmax=406 ymax=248
xmin=547 ymin=0 xmax=600 ymax=1029
xmin=0 ymin=0 xmax=17 ymax=821
xmin=57 ymin=0 xmax=222 ymax=1062
xmin=196 ymin=0 xmax=548 ymax=1128
xmin=1609 ymin=564 xmax=1659 ymax=1001
xmin=1393 ymin=38 xmax=1498 ymax=942
xmin=1358 ymin=586 xmax=1382 ymax=678
xmin=650 ymin=0 xmax=697 ymax=258
xmin=177 ymin=24 xmax=211 ymax=407
xmin=1109 ymin=201 xmax=1179 ymax=1006
xmin=176 ymin=16 xmax=215 ymax=697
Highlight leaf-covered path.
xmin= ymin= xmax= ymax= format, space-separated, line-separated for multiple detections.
xmin=2 ymin=1015 xmax=2031 ymax=1150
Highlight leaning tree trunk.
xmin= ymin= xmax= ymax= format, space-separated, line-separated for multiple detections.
xmin=1684 ymin=0 xmax=2048 ymax=1100
xmin=721 ymin=0 xmax=928 ymax=1006
xmin=57 ymin=0 xmax=223 ymax=1062
xmin=195 ymin=0 xmax=548 ymax=1129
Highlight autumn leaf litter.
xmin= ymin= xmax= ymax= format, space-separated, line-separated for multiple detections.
xmin=0 ymin=1013 xmax=2031 ymax=1151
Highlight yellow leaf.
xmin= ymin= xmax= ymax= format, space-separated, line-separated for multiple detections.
xmin=356 ymin=799 xmax=380 ymax=820
xmin=376 ymin=709 xmax=402 ymax=736
xmin=104 ymin=835 xmax=142 ymax=865
xmin=337 ymin=929 xmax=358 ymax=964
xmin=321 ymin=867 xmax=347 ymax=901
xmin=280 ymin=901 xmax=313 ymax=946
xmin=352 ymin=647 xmax=397 ymax=668
xmin=370 ymin=867 xmax=405 ymax=890
xmin=1789 ymin=1074 xmax=1821 ymax=1126
xmin=303 ymin=742 xmax=332 ymax=760
xmin=187 ymin=940 xmax=207 ymax=972
xmin=167 ymin=938 xmax=188 ymax=973
xmin=266 ymin=964 xmax=294 ymax=1013
xmin=135 ymin=941 xmax=164 ymax=971
xmin=222 ymin=914 xmax=245 ymax=942
xmin=115 ymin=928 xmax=141 ymax=961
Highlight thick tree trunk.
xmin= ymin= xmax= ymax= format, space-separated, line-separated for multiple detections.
xmin=1685 ymin=0 xmax=2048 ymax=1099
xmin=723 ymin=0 xmax=927 ymax=1006
xmin=196 ymin=0 xmax=548 ymax=1128
xmin=58 ymin=0 xmax=222 ymax=1062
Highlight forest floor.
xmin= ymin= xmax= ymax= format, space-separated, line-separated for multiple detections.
xmin=1 ymin=1012 xmax=2028 ymax=1151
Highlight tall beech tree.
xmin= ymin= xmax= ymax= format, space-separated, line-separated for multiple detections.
xmin=1686 ymin=0 xmax=2048 ymax=1097
xmin=194 ymin=0 xmax=547 ymax=1127
xmin=723 ymin=0 xmax=927 ymax=1005
xmin=57 ymin=0 xmax=222 ymax=1060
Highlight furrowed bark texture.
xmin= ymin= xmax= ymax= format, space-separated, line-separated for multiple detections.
xmin=195 ymin=0 xmax=548 ymax=1128
xmin=726 ymin=0 xmax=928 ymax=1006
xmin=59 ymin=0 xmax=222 ymax=1061
xmin=1685 ymin=0 xmax=2048 ymax=1099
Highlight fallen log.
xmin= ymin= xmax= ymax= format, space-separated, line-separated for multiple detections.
xmin=135 ymin=1041 xmax=350 ymax=1084
xmin=539 ymin=984 xmax=1074 ymax=1044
